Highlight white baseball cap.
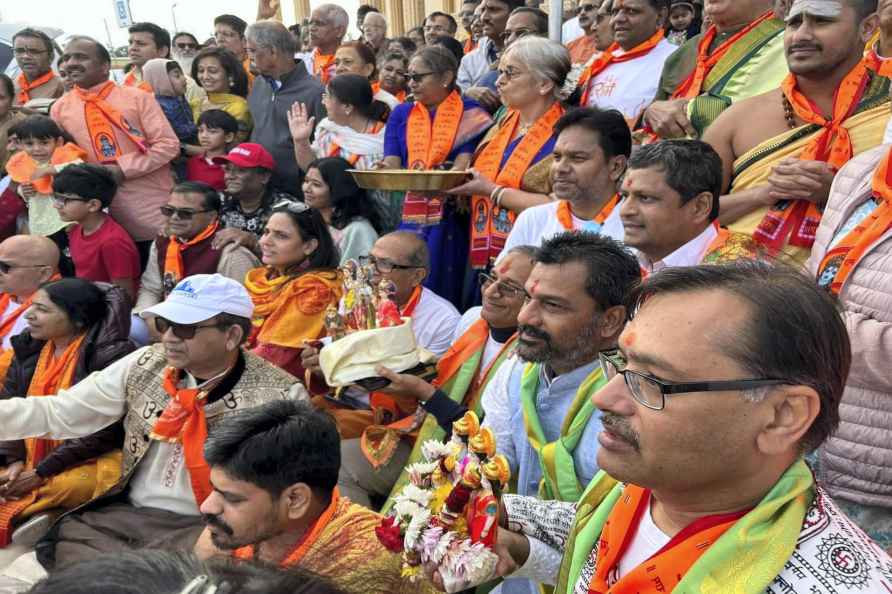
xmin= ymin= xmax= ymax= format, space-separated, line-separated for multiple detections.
xmin=140 ymin=274 xmax=254 ymax=324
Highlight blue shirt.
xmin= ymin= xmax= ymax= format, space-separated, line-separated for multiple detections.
xmin=383 ymin=97 xmax=486 ymax=167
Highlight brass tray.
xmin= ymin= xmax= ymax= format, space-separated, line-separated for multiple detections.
xmin=348 ymin=169 xmax=471 ymax=192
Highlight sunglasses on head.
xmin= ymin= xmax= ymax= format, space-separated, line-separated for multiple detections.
xmin=154 ymin=317 xmax=224 ymax=340
xmin=160 ymin=205 xmax=214 ymax=220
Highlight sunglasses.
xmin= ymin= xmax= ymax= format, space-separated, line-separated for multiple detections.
xmin=160 ymin=206 xmax=214 ymax=220
xmin=154 ymin=317 xmax=224 ymax=340
xmin=176 ymin=42 xmax=198 ymax=50
xmin=406 ymin=71 xmax=436 ymax=83
xmin=0 ymin=261 xmax=47 ymax=274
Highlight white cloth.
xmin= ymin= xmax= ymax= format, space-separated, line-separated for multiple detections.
xmin=458 ymin=37 xmax=496 ymax=91
xmin=562 ymin=17 xmax=584 ymax=44
xmin=1 ymin=298 xmax=29 ymax=351
xmin=454 ymin=306 xmax=505 ymax=372
xmin=638 ymin=223 xmax=717 ymax=274
xmin=583 ymin=39 xmax=677 ymax=123
xmin=615 ymin=497 xmax=671 ymax=580
xmin=311 ymin=118 xmax=386 ymax=170
xmin=374 ymin=88 xmax=400 ymax=109
xmin=454 ymin=305 xmax=483 ymax=342
xmin=413 ymin=286 xmax=461 ymax=357
xmin=329 ymin=219 xmax=379 ymax=265
xmin=502 ymin=200 xmax=626 ymax=258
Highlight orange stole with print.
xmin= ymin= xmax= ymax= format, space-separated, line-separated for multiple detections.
xmin=16 ymin=71 xmax=57 ymax=104
xmin=6 ymin=143 xmax=88 ymax=194
xmin=162 ymin=221 xmax=220 ymax=290
xmin=469 ymin=103 xmax=563 ymax=268
xmin=556 ymin=195 xmax=619 ymax=231
xmin=586 ymin=485 xmax=745 ymax=594
xmin=578 ymin=29 xmax=665 ymax=106
xmin=754 ymin=61 xmax=871 ymax=251
xmin=73 ymin=81 xmax=148 ymax=163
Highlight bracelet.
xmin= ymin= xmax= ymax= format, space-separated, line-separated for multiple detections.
xmin=489 ymin=185 xmax=504 ymax=201
xmin=495 ymin=186 xmax=508 ymax=209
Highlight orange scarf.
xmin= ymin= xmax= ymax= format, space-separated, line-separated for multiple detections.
xmin=433 ymin=318 xmax=489 ymax=387
xmin=6 ymin=143 xmax=88 ymax=194
xmin=817 ymin=146 xmax=892 ymax=295
xmin=122 ymin=70 xmax=153 ymax=93
xmin=406 ymin=91 xmax=464 ymax=169
xmin=401 ymin=285 xmax=422 ymax=317
xmin=556 ymin=194 xmax=620 ymax=231
xmin=25 ymin=335 xmax=86 ymax=467
xmin=234 ymin=488 xmax=341 ymax=567
xmin=469 ymin=103 xmax=564 ymax=268
xmin=864 ymin=44 xmax=892 ymax=77
xmin=163 ymin=220 xmax=220 ymax=287
xmin=464 ymin=38 xmax=477 ymax=54
xmin=587 ymin=485 xmax=745 ymax=594
xmin=16 ymin=71 xmax=57 ymax=104
xmin=74 ymin=81 xmax=148 ymax=163
xmin=671 ymin=11 xmax=775 ymax=100
xmin=579 ymin=29 xmax=665 ymax=106
xmin=150 ymin=366 xmax=225 ymax=505
xmin=754 ymin=61 xmax=871 ymax=251
xmin=313 ymin=50 xmax=336 ymax=84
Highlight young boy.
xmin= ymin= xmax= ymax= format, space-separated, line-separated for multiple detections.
xmin=667 ymin=0 xmax=698 ymax=45
xmin=186 ymin=109 xmax=238 ymax=190
xmin=52 ymin=163 xmax=141 ymax=304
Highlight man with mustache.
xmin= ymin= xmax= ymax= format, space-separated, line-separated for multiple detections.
xmin=0 ymin=274 xmax=306 ymax=570
xmin=123 ymin=22 xmax=171 ymax=93
xmin=11 ymin=28 xmax=63 ymax=106
xmin=704 ymin=0 xmax=889 ymax=265
xmin=427 ymin=263 xmax=892 ymax=593
xmin=476 ymin=231 xmax=639 ymax=594
xmin=297 ymin=4 xmax=348 ymax=84
xmin=567 ymin=0 xmax=612 ymax=65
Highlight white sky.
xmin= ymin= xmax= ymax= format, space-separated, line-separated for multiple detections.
xmin=1 ymin=0 xmax=361 ymax=48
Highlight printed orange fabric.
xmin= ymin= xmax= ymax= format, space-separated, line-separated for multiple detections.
xmin=755 ymin=61 xmax=871 ymax=251
xmin=122 ymin=70 xmax=153 ymax=93
xmin=73 ymin=81 xmax=148 ymax=162
xmin=163 ymin=220 xmax=220 ymax=286
xmin=16 ymin=71 xmax=56 ymax=104
xmin=671 ymin=11 xmax=776 ymax=99
xmin=587 ymin=485 xmax=745 ymax=594
xmin=469 ymin=102 xmax=564 ymax=268
xmin=406 ymin=90 xmax=464 ymax=169
xmin=578 ymin=29 xmax=665 ymax=106
xmin=556 ymin=194 xmax=620 ymax=231
xmin=6 ymin=143 xmax=88 ymax=194
xmin=818 ymin=146 xmax=892 ymax=294
xmin=864 ymin=44 xmax=892 ymax=77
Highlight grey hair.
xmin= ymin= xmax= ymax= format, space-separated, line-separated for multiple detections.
xmin=507 ymin=244 xmax=538 ymax=259
xmin=246 ymin=21 xmax=297 ymax=56
xmin=317 ymin=3 xmax=349 ymax=29
xmin=502 ymin=36 xmax=571 ymax=100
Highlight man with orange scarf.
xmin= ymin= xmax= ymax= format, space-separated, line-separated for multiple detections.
xmin=0 ymin=236 xmax=60 ymax=384
xmin=298 ymin=5 xmax=348 ymax=84
xmin=704 ymin=0 xmax=890 ymax=264
xmin=11 ymin=29 xmax=64 ymax=106
xmin=194 ymin=400 xmax=426 ymax=594
xmin=576 ymin=0 xmax=676 ymax=126
xmin=0 ymin=274 xmax=306 ymax=569
xmin=134 ymin=182 xmax=259 ymax=343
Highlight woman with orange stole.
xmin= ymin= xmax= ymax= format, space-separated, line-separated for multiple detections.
xmin=380 ymin=46 xmax=493 ymax=308
xmin=244 ymin=202 xmax=342 ymax=378
xmin=0 ymin=279 xmax=132 ymax=546
xmin=448 ymin=37 xmax=573 ymax=273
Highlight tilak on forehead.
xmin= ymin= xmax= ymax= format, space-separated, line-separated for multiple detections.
xmin=786 ymin=0 xmax=843 ymax=21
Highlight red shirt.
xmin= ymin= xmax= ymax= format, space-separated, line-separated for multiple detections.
xmin=186 ymin=154 xmax=226 ymax=190
xmin=0 ymin=185 xmax=25 ymax=242
xmin=68 ymin=216 xmax=141 ymax=283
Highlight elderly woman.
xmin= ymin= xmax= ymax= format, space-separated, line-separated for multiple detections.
xmin=449 ymin=36 xmax=572 ymax=269
xmin=333 ymin=41 xmax=400 ymax=109
xmin=377 ymin=52 xmax=409 ymax=103
xmin=380 ymin=46 xmax=493 ymax=307
xmin=191 ymin=47 xmax=252 ymax=140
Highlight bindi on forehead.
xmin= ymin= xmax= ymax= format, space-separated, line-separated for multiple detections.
xmin=621 ymin=331 xmax=636 ymax=349
xmin=497 ymin=263 xmax=510 ymax=275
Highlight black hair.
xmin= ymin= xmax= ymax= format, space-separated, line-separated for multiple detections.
xmin=197 ymin=109 xmax=239 ymax=136
xmin=128 ymin=22 xmax=171 ymax=53
xmin=270 ymin=205 xmax=341 ymax=271
xmin=390 ymin=37 xmax=418 ymax=55
xmin=40 ymin=278 xmax=107 ymax=333
xmin=629 ymin=261 xmax=851 ymax=452
xmin=172 ymin=181 xmax=222 ymax=212
xmin=13 ymin=115 xmax=65 ymax=142
xmin=432 ymin=36 xmax=464 ymax=64
xmin=191 ymin=47 xmax=249 ymax=98
xmin=510 ymin=7 xmax=549 ymax=34
xmin=12 ymin=28 xmax=55 ymax=56
xmin=165 ymin=61 xmax=182 ymax=74
xmin=536 ymin=232 xmax=640 ymax=310
xmin=357 ymin=4 xmax=380 ymax=23
xmin=489 ymin=0 xmax=528 ymax=14
xmin=204 ymin=400 xmax=341 ymax=499
xmin=52 ymin=163 xmax=118 ymax=208
xmin=307 ymin=157 xmax=384 ymax=234
xmin=426 ymin=11 xmax=459 ymax=33
xmin=627 ymin=140 xmax=722 ymax=221
xmin=0 ymin=74 xmax=14 ymax=101
xmin=851 ymin=0 xmax=878 ymax=20
xmin=554 ymin=107 xmax=632 ymax=160
xmin=214 ymin=14 xmax=248 ymax=37
xmin=214 ymin=313 xmax=253 ymax=345
xmin=327 ymin=73 xmax=391 ymax=123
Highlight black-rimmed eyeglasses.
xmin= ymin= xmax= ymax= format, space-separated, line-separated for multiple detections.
xmin=479 ymin=272 xmax=527 ymax=300
xmin=359 ymin=255 xmax=420 ymax=274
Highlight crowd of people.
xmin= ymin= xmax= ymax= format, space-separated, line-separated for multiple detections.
xmin=0 ymin=0 xmax=890 ymax=592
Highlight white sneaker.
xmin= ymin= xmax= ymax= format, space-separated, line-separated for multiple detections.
xmin=9 ymin=514 xmax=53 ymax=548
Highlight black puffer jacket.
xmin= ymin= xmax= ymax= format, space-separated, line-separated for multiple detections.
xmin=0 ymin=283 xmax=134 ymax=478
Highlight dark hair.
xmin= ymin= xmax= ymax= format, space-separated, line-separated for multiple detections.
xmin=554 ymin=107 xmax=632 ymax=160
xmin=338 ymin=40 xmax=379 ymax=79
xmin=40 ymin=278 xmax=107 ymax=332
xmin=407 ymin=27 xmax=425 ymax=40
xmin=644 ymin=0 xmax=671 ymax=9
xmin=432 ymin=36 xmax=464 ymax=64
xmin=172 ymin=32 xmax=199 ymax=46
xmin=165 ymin=61 xmax=182 ymax=75
xmin=391 ymin=36 xmax=418 ymax=55
xmin=52 ymin=163 xmax=118 ymax=208
xmin=214 ymin=14 xmax=248 ymax=37
xmin=270 ymin=205 xmax=340 ymax=270
xmin=197 ymin=109 xmax=239 ymax=136
xmin=489 ymin=0 xmax=528 ymax=14
xmin=128 ymin=22 xmax=171 ymax=53
xmin=191 ymin=47 xmax=249 ymax=97
xmin=536 ymin=232 xmax=640 ymax=310
xmin=510 ymin=7 xmax=549 ymax=34
xmin=214 ymin=313 xmax=253 ymax=345
xmin=204 ymin=400 xmax=340 ymax=499
xmin=413 ymin=45 xmax=459 ymax=81
xmin=25 ymin=549 xmax=349 ymax=594
xmin=307 ymin=157 xmax=384 ymax=233
xmin=327 ymin=73 xmax=390 ymax=123
xmin=12 ymin=28 xmax=55 ymax=56
xmin=0 ymin=74 xmax=15 ymax=101
xmin=380 ymin=51 xmax=409 ymax=70
xmin=628 ymin=261 xmax=851 ymax=452
xmin=172 ymin=181 xmax=222 ymax=212
xmin=357 ymin=4 xmax=380 ymax=21
xmin=628 ymin=140 xmax=722 ymax=221
xmin=851 ymin=0 xmax=878 ymax=20
xmin=14 ymin=115 xmax=64 ymax=142
xmin=427 ymin=11 xmax=459 ymax=33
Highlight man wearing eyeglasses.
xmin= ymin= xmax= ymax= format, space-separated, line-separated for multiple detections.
xmin=0 ymin=274 xmax=306 ymax=571
xmin=473 ymin=7 xmax=549 ymax=93
xmin=297 ymin=4 xmax=349 ymax=84
xmin=171 ymin=32 xmax=200 ymax=76
xmin=567 ymin=0 xmax=605 ymax=64
xmin=133 ymin=181 xmax=260 ymax=344
xmin=458 ymin=0 xmax=527 ymax=95
xmin=11 ymin=28 xmax=63 ymax=106
xmin=361 ymin=12 xmax=390 ymax=57
xmin=429 ymin=263 xmax=892 ymax=594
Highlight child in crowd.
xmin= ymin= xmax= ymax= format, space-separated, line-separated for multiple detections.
xmin=666 ymin=0 xmax=700 ymax=45
xmin=143 ymin=58 xmax=198 ymax=180
xmin=5 ymin=115 xmax=87 ymax=276
xmin=186 ymin=109 xmax=238 ymax=190
xmin=52 ymin=163 xmax=142 ymax=304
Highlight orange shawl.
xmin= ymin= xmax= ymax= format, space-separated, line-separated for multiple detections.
xmin=122 ymin=70 xmax=153 ymax=93
xmin=313 ymin=50 xmax=337 ymax=84
xmin=16 ymin=71 xmax=57 ymax=105
xmin=163 ymin=221 xmax=220 ymax=288
xmin=556 ymin=194 xmax=620 ymax=231
xmin=6 ymin=143 xmax=88 ymax=194
xmin=406 ymin=90 xmax=464 ymax=169
xmin=578 ymin=29 xmax=665 ymax=106
xmin=73 ymin=81 xmax=148 ymax=163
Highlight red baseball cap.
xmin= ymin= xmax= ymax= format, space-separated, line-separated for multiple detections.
xmin=213 ymin=143 xmax=276 ymax=170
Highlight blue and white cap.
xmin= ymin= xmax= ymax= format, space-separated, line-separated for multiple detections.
xmin=139 ymin=274 xmax=254 ymax=324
